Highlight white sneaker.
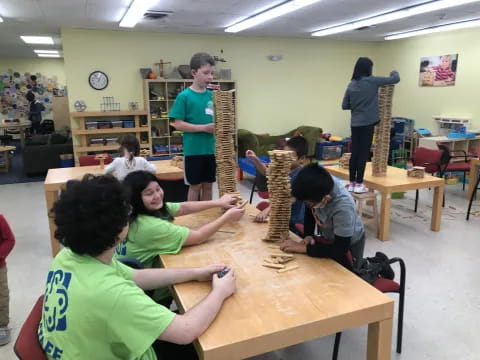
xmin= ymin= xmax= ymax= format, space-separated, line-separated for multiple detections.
xmin=354 ymin=183 xmax=369 ymax=193
xmin=347 ymin=182 xmax=355 ymax=192
xmin=0 ymin=327 xmax=11 ymax=346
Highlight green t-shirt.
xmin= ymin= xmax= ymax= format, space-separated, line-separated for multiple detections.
xmin=169 ymin=87 xmax=215 ymax=156
xmin=38 ymin=248 xmax=175 ymax=360
xmin=115 ymin=203 xmax=189 ymax=300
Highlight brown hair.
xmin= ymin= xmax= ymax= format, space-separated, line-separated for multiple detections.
xmin=190 ymin=52 xmax=215 ymax=71
xmin=119 ymin=134 xmax=140 ymax=161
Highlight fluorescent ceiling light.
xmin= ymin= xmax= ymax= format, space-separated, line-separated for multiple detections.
xmin=0 ymin=16 xmax=3 ymax=23
xmin=34 ymin=50 xmax=59 ymax=54
xmin=37 ymin=54 xmax=61 ymax=58
xmin=312 ymin=0 xmax=480 ymax=37
xmin=120 ymin=0 xmax=157 ymax=28
xmin=385 ymin=18 xmax=480 ymax=40
xmin=20 ymin=36 xmax=54 ymax=44
xmin=225 ymin=0 xmax=323 ymax=33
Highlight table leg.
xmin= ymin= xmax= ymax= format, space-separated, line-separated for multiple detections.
xmin=378 ymin=192 xmax=391 ymax=241
xmin=367 ymin=318 xmax=393 ymax=360
xmin=431 ymin=184 xmax=444 ymax=232
xmin=45 ymin=190 xmax=60 ymax=257
xmin=467 ymin=162 xmax=479 ymax=200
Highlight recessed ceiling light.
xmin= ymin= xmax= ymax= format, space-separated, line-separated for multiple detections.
xmin=225 ymin=0 xmax=324 ymax=33
xmin=37 ymin=54 xmax=61 ymax=58
xmin=120 ymin=0 xmax=157 ymax=28
xmin=385 ymin=18 xmax=480 ymax=40
xmin=312 ymin=0 xmax=480 ymax=37
xmin=34 ymin=49 xmax=59 ymax=54
xmin=20 ymin=36 xmax=54 ymax=44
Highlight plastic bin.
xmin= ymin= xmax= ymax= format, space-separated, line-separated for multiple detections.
xmin=105 ymin=137 xmax=118 ymax=145
xmin=98 ymin=121 xmax=111 ymax=129
xmin=123 ymin=120 xmax=135 ymax=128
xmin=90 ymin=138 xmax=105 ymax=146
xmin=59 ymin=154 xmax=74 ymax=168
xmin=111 ymin=121 xmax=123 ymax=128
xmin=316 ymin=141 xmax=346 ymax=160
xmin=85 ymin=121 xmax=98 ymax=130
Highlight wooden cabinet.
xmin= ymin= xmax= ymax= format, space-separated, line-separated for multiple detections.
xmin=143 ymin=79 xmax=236 ymax=157
xmin=71 ymin=111 xmax=150 ymax=164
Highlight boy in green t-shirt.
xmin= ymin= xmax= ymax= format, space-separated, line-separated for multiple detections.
xmin=39 ymin=174 xmax=235 ymax=360
xmin=170 ymin=52 xmax=216 ymax=201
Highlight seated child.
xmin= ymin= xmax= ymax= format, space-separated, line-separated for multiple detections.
xmin=118 ymin=170 xmax=245 ymax=306
xmin=280 ymin=163 xmax=365 ymax=269
xmin=0 ymin=214 xmax=15 ymax=345
xmin=39 ymin=174 xmax=235 ymax=360
xmin=246 ymin=136 xmax=307 ymax=234
xmin=105 ymin=134 xmax=156 ymax=180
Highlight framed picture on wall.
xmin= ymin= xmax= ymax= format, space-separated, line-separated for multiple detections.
xmin=419 ymin=54 xmax=458 ymax=87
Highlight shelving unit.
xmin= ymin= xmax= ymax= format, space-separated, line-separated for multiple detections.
xmin=71 ymin=111 xmax=150 ymax=164
xmin=143 ymin=79 xmax=236 ymax=158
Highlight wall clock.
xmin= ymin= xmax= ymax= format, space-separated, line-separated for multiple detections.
xmin=88 ymin=71 xmax=109 ymax=90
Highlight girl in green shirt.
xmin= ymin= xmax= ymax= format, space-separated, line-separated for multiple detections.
xmin=119 ymin=170 xmax=245 ymax=306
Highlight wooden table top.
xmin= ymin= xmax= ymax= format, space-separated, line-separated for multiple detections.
xmin=0 ymin=121 xmax=31 ymax=129
xmin=44 ymin=160 xmax=183 ymax=191
xmin=161 ymin=206 xmax=393 ymax=360
xmin=327 ymin=163 xmax=444 ymax=192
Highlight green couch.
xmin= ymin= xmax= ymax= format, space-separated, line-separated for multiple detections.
xmin=237 ymin=126 xmax=322 ymax=158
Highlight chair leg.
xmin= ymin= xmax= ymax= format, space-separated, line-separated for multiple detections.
xmin=414 ymin=189 xmax=419 ymax=212
xmin=249 ymin=182 xmax=256 ymax=204
xmin=332 ymin=332 xmax=342 ymax=360
xmin=462 ymin=171 xmax=466 ymax=191
xmin=466 ymin=174 xmax=480 ymax=220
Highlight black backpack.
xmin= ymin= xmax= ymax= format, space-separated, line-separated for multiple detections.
xmin=354 ymin=252 xmax=395 ymax=284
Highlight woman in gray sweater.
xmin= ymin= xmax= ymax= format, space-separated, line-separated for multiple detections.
xmin=342 ymin=57 xmax=400 ymax=193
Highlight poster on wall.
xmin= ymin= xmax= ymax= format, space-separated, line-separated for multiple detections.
xmin=419 ymin=54 xmax=458 ymax=87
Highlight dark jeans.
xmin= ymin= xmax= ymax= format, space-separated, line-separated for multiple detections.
xmin=153 ymin=340 xmax=198 ymax=360
xmin=349 ymin=125 xmax=375 ymax=183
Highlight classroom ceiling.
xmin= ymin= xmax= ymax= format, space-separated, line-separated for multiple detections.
xmin=1 ymin=0 xmax=480 ymax=58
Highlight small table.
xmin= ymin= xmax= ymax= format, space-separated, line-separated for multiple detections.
xmin=161 ymin=206 xmax=394 ymax=360
xmin=44 ymin=160 xmax=184 ymax=257
xmin=0 ymin=146 xmax=16 ymax=172
xmin=0 ymin=121 xmax=32 ymax=148
xmin=326 ymin=163 xmax=444 ymax=241
xmin=467 ymin=158 xmax=480 ymax=200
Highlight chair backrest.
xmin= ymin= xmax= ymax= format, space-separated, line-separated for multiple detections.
xmin=412 ymin=147 xmax=443 ymax=174
xmin=78 ymin=154 xmax=113 ymax=167
xmin=14 ymin=295 xmax=47 ymax=360
xmin=158 ymin=177 xmax=188 ymax=202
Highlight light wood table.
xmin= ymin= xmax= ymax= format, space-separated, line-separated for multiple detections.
xmin=326 ymin=163 xmax=444 ymax=241
xmin=467 ymin=158 xmax=480 ymax=200
xmin=0 ymin=146 xmax=16 ymax=172
xmin=44 ymin=160 xmax=183 ymax=257
xmin=0 ymin=121 xmax=31 ymax=148
xmin=161 ymin=206 xmax=394 ymax=360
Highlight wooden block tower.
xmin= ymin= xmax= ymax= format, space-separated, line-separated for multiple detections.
xmin=264 ymin=150 xmax=294 ymax=242
xmin=213 ymin=90 xmax=237 ymax=197
xmin=372 ymin=85 xmax=395 ymax=177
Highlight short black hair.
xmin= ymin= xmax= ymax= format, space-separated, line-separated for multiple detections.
xmin=119 ymin=134 xmax=140 ymax=160
xmin=351 ymin=57 xmax=373 ymax=80
xmin=26 ymin=91 xmax=35 ymax=102
xmin=123 ymin=171 xmax=173 ymax=222
xmin=291 ymin=163 xmax=334 ymax=203
xmin=52 ymin=174 xmax=130 ymax=256
xmin=286 ymin=136 xmax=308 ymax=158
xmin=190 ymin=52 xmax=215 ymax=71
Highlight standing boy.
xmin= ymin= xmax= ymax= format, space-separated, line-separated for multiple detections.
xmin=280 ymin=164 xmax=365 ymax=269
xmin=0 ymin=214 xmax=15 ymax=345
xmin=170 ymin=53 xmax=216 ymax=201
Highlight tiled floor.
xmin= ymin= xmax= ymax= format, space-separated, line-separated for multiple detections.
xmin=1 ymin=176 xmax=479 ymax=359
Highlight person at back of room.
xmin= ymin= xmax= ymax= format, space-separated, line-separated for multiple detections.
xmin=279 ymin=163 xmax=365 ymax=270
xmin=169 ymin=52 xmax=216 ymax=201
xmin=105 ymin=134 xmax=156 ymax=180
xmin=246 ymin=136 xmax=308 ymax=234
xmin=26 ymin=91 xmax=45 ymax=135
xmin=117 ymin=170 xmax=244 ymax=307
xmin=342 ymin=57 xmax=400 ymax=193
xmin=38 ymin=174 xmax=236 ymax=360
